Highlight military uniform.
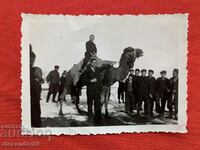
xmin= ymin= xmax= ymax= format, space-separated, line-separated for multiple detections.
xmin=46 ymin=70 xmax=60 ymax=102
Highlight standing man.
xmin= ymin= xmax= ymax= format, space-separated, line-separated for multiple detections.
xmin=80 ymin=34 xmax=97 ymax=72
xmin=124 ymin=75 xmax=135 ymax=113
xmin=133 ymin=68 xmax=141 ymax=109
xmin=137 ymin=69 xmax=150 ymax=116
xmin=148 ymin=70 xmax=156 ymax=116
xmin=46 ymin=65 xmax=60 ymax=103
xmin=82 ymin=58 xmax=111 ymax=122
xmin=156 ymin=70 xmax=170 ymax=116
xmin=30 ymin=45 xmax=42 ymax=127
xmin=58 ymin=70 xmax=67 ymax=102
xmin=168 ymin=69 xmax=178 ymax=119
xmin=118 ymin=80 xmax=125 ymax=103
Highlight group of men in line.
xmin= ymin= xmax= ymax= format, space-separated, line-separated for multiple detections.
xmin=118 ymin=68 xmax=178 ymax=119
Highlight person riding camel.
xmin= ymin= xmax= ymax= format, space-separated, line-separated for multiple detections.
xmin=79 ymin=34 xmax=97 ymax=73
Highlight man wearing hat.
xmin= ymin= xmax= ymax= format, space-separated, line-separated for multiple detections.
xmin=137 ymin=69 xmax=150 ymax=116
xmin=168 ymin=69 xmax=179 ymax=119
xmin=80 ymin=34 xmax=97 ymax=72
xmin=46 ymin=65 xmax=60 ymax=103
xmin=156 ymin=70 xmax=170 ymax=116
xmin=148 ymin=70 xmax=156 ymax=116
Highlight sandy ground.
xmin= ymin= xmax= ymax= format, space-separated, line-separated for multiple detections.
xmin=40 ymin=88 xmax=177 ymax=127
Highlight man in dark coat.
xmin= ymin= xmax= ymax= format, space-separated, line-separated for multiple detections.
xmin=124 ymin=75 xmax=135 ymax=113
xmin=80 ymin=34 xmax=97 ymax=72
xmin=46 ymin=65 xmax=60 ymax=103
xmin=156 ymin=70 xmax=170 ymax=116
xmin=137 ymin=69 xmax=150 ymax=116
xmin=30 ymin=46 xmax=43 ymax=127
xmin=133 ymin=68 xmax=140 ymax=109
xmin=148 ymin=70 xmax=156 ymax=116
xmin=168 ymin=69 xmax=178 ymax=119
xmin=82 ymin=58 xmax=111 ymax=121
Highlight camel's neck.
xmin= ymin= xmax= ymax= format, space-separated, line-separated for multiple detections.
xmin=117 ymin=61 xmax=130 ymax=81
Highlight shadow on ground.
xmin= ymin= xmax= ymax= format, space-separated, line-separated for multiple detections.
xmin=41 ymin=111 xmax=176 ymax=127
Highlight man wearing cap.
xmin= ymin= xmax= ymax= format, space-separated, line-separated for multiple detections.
xmin=46 ymin=65 xmax=60 ymax=103
xmin=80 ymin=34 xmax=97 ymax=72
xmin=137 ymin=69 xmax=150 ymax=116
xmin=168 ymin=69 xmax=178 ymax=119
xmin=148 ymin=70 xmax=156 ymax=116
xmin=129 ymin=68 xmax=134 ymax=77
xmin=82 ymin=58 xmax=111 ymax=122
xmin=156 ymin=70 xmax=170 ymax=116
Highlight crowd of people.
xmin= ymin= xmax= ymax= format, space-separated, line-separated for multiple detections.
xmin=118 ymin=68 xmax=178 ymax=120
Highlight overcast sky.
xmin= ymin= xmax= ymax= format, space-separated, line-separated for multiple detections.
xmin=29 ymin=14 xmax=187 ymax=78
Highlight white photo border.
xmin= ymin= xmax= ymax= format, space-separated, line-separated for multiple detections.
xmin=21 ymin=13 xmax=188 ymax=135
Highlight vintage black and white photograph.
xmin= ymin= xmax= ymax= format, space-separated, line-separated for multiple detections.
xmin=21 ymin=14 xmax=188 ymax=135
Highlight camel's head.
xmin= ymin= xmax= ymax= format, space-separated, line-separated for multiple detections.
xmin=135 ymin=48 xmax=144 ymax=58
xmin=120 ymin=47 xmax=143 ymax=68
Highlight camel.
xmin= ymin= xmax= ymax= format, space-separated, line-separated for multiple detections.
xmin=98 ymin=47 xmax=143 ymax=117
xmin=59 ymin=47 xmax=143 ymax=117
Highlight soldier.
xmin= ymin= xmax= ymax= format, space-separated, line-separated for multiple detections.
xmin=148 ymin=70 xmax=156 ymax=116
xmin=58 ymin=70 xmax=67 ymax=101
xmin=82 ymin=58 xmax=111 ymax=122
xmin=30 ymin=46 xmax=43 ymax=127
xmin=137 ymin=69 xmax=150 ymax=116
xmin=46 ymin=65 xmax=60 ymax=103
xmin=80 ymin=34 xmax=97 ymax=72
xmin=156 ymin=70 xmax=170 ymax=116
xmin=124 ymin=75 xmax=135 ymax=113
xmin=168 ymin=69 xmax=178 ymax=120
xmin=118 ymin=80 xmax=125 ymax=103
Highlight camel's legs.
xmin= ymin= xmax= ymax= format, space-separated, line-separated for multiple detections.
xmin=100 ymin=89 xmax=105 ymax=108
xmin=104 ymin=86 xmax=110 ymax=118
xmin=59 ymin=99 xmax=64 ymax=116
xmin=59 ymin=87 xmax=69 ymax=116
